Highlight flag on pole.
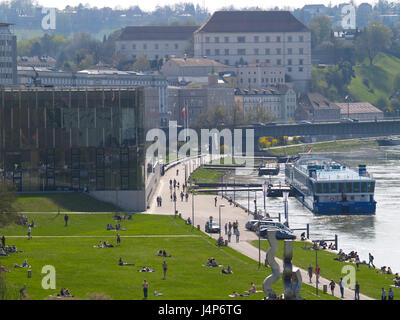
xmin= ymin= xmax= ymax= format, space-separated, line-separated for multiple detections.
xmin=180 ymin=107 xmax=186 ymax=120
xmin=283 ymin=191 xmax=289 ymax=219
xmin=306 ymin=147 xmax=312 ymax=153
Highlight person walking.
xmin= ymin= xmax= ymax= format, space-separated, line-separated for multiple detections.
xmin=224 ymin=223 xmax=228 ymax=235
xmin=116 ymin=233 xmax=121 ymax=246
xmin=329 ymin=280 xmax=336 ymax=296
xmin=235 ymin=229 xmax=240 ymax=243
xmin=355 ymin=281 xmax=360 ymax=300
xmin=228 ymin=222 xmax=232 ymax=233
xmin=1 ymin=235 xmax=5 ymax=248
xmin=381 ymin=288 xmax=387 ymax=300
xmin=214 ymin=196 xmax=217 ymax=207
xmin=388 ymin=288 xmax=394 ymax=300
xmin=162 ymin=261 xmax=168 ymax=280
xmin=307 ymin=264 xmax=313 ymax=283
xmin=227 ymin=229 xmax=232 ymax=243
xmin=159 ymin=196 xmax=162 ymax=207
xmin=368 ymin=253 xmax=375 ymax=269
xmin=355 ymin=256 xmax=360 ymax=271
xmin=339 ymin=277 xmax=345 ymax=298
xmin=27 ymin=226 xmax=32 ymax=240
xmin=64 ymin=214 xmax=69 ymax=227
xmin=142 ymin=280 xmax=149 ymax=299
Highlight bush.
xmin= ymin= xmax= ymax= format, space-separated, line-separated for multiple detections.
xmin=0 ymin=183 xmax=18 ymax=227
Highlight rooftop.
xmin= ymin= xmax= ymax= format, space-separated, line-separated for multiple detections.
xmin=336 ymin=102 xmax=383 ymax=114
xmin=166 ymin=57 xmax=228 ymax=68
xmin=235 ymin=85 xmax=292 ymax=96
xmin=304 ymin=93 xmax=340 ymax=110
xmin=196 ymin=11 xmax=309 ymax=33
xmin=117 ymin=25 xmax=198 ymax=41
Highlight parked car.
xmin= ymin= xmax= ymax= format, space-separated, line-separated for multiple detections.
xmin=205 ymin=220 xmax=220 ymax=233
xmin=245 ymin=220 xmax=259 ymax=230
xmin=258 ymin=227 xmax=296 ymax=240
xmin=253 ymin=221 xmax=290 ymax=233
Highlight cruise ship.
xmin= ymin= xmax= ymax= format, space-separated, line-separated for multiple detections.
xmin=285 ymin=157 xmax=376 ymax=215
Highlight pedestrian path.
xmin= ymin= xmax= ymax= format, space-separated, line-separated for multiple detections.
xmin=146 ymin=156 xmax=374 ymax=300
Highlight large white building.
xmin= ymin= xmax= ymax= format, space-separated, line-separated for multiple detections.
xmin=194 ymin=11 xmax=311 ymax=91
xmin=0 ymin=23 xmax=17 ymax=87
xmin=18 ymin=67 xmax=169 ymax=126
xmin=115 ymin=26 xmax=198 ymax=61
xmin=236 ymin=63 xmax=286 ymax=89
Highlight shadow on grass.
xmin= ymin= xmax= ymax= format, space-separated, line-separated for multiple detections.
xmin=16 ymin=192 xmax=122 ymax=212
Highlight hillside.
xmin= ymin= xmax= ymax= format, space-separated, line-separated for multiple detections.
xmin=348 ymin=53 xmax=400 ymax=107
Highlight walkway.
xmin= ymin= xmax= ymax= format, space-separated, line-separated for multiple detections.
xmin=146 ymin=156 xmax=373 ymax=300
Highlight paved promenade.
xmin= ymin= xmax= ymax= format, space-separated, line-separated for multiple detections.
xmin=147 ymin=157 xmax=373 ymax=300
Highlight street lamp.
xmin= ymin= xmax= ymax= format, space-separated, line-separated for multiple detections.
xmin=218 ymin=204 xmax=225 ymax=238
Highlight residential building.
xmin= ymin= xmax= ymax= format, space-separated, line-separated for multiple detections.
xmin=336 ymin=102 xmax=384 ymax=121
xmin=161 ymin=57 xmax=230 ymax=79
xmin=0 ymin=87 xmax=161 ymax=211
xmin=115 ymin=26 xmax=198 ymax=61
xmin=236 ymin=63 xmax=285 ymax=88
xmin=194 ymin=11 xmax=311 ymax=91
xmin=0 ymin=23 xmax=17 ymax=87
xmin=17 ymin=67 xmax=169 ymax=127
xmin=234 ymin=85 xmax=296 ymax=122
xmin=295 ymin=92 xmax=341 ymax=122
xmin=299 ymin=4 xmax=329 ymax=25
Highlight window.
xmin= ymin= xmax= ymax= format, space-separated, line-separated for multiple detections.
xmin=299 ymin=59 xmax=304 ymax=65
xmin=174 ymin=43 xmax=178 ymax=49
xmin=265 ymin=48 xmax=270 ymax=55
xmin=367 ymin=182 xmax=375 ymax=192
xmin=288 ymin=48 xmax=292 ymax=54
xmin=237 ymin=36 xmax=246 ymax=43
xmin=277 ymin=59 xmax=281 ymax=65
xmin=224 ymin=36 xmax=229 ymax=43
xmin=288 ymin=59 xmax=292 ymax=65
xmin=225 ymin=59 xmax=229 ymax=65
xmin=132 ymin=44 xmax=136 ymax=50
xmin=331 ymin=183 xmax=338 ymax=193
xmin=345 ymin=182 xmax=353 ymax=193
xmin=215 ymin=49 xmax=220 ymax=56
xmin=238 ymin=49 xmax=246 ymax=55
xmin=299 ymin=48 xmax=304 ymax=54
xmin=215 ymin=37 xmax=219 ymax=43
xmin=254 ymin=48 xmax=259 ymax=55
xmin=266 ymin=36 xmax=270 ymax=42
xmin=225 ymin=49 xmax=229 ymax=55
xmin=265 ymin=59 xmax=270 ymax=64
xmin=353 ymin=182 xmax=360 ymax=193
xmin=288 ymin=36 xmax=292 ymax=42
xmin=143 ymin=43 xmax=147 ymax=49
xmin=361 ymin=182 xmax=367 ymax=192
xmin=276 ymin=48 xmax=281 ymax=55
xmin=276 ymin=36 xmax=281 ymax=42
xmin=299 ymin=35 xmax=304 ymax=42
xmin=323 ymin=183 xmax=329 ymax=193
xmin=254 ymin=36 xmax=259 ymax=43
xmin=205 ymin=49 xmax=211 ymax=56
xmin=299 ymin=67 xmax=303 ymax=72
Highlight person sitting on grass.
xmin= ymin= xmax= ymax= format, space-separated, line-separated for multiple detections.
xmin=157 ymin=250 xmax=163 ymax=256
xmin=300 ymin=232 xmax=306 ymax=241
xmin=222 ymin=266 xmax=233 ymax=274
xmin=138 ymin=266 xmax=154 ymax=272
xmin=103 ymin=241 xmax=113 ymax=248
xmin=118 ymin=257 xmax=135 ymax=266
xmin=64 ymin=288 xmax=73 ymax=297
xmin=15 ymin=259 xmax=31 ymax=268
xmin=0 ymin=247 xmax=7 ymax=256
xmin=162 ymin=250 xmax=171 ymax=257
xmin=387 ymin=267 xmax=393 ymax=275
xmin=248 ymin=282 xmax=257 ymax=293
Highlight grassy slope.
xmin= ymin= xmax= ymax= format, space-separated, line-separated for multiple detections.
xmin=348 ymin=53 xmax=400 ymax=105
xmin=15 ymin=193 xmax=121 ymax=212
xmin=267 ymin=140 xmax=377 ymax=156
xmin=251 ymin=240 xmax=398 ymax=300
xmin=190 ymin=167 xmax=226 ymax=183
xmin=0 ymin=213 xmax=337 ymax=300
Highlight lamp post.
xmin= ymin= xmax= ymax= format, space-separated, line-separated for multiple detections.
xmin=218 ymin=204 xmax=225 ymax=238
xmin=283 ymin=191 xmax=289 ymax=228
xmin=191 ymin=179 xmax=195 ymax=231
xmin=315 ymin=241 xmax=319 ymax=296
xmin=173 ymin=191 xmax=177 ymax=219
xmin=247 ymin=185 xmax=250 ymax=215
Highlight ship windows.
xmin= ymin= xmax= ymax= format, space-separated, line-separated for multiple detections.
xmin=338 ymin=183 xmax=344 ymax=193
xmin=345 ymin=182 xmax=353 ymax=193
xmin=367 ymin=182 xmax=375 ymax=192
xmin=331 ymin=183 xmax=338 ymax=193
xmin=316 ymin=183 xmax=322 ymax=194
xmin=361 ymin=182 xmax=367 ymax=192
xmin=353 ymin=182 xmax=360 ymax=193
xmin=323 ymin=183 xmax=329 ymax=193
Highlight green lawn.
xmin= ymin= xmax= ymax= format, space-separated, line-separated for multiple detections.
xmin=14 ymin=193 xmax=121 ymax=212
xmin=190 ymin=167 xmax=227 ymax=184
xmin=348 ymin=53 xmax=400 ymax=105
xmin=267 ymin=140 xmax=377 ymax=156
xmin=251 ymin=240 xmax=398 ymax=300
xmin=0 ymin=213 xmax=338 ymax=300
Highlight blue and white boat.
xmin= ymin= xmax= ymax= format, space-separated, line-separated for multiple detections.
xmin=285 ymin=156 xmax=376 ymax=215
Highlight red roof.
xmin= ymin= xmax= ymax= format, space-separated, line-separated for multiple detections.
xmin=117 ymin=26 xmax=198 ymax=41
xmin=196 ymin=11 xmax=309 ymax=33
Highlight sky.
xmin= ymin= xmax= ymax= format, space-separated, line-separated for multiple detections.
xmin=33 ymin=0 xmax=380 ymax=12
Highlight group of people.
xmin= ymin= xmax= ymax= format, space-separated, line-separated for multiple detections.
xmin=224 ymin=221 xmax=240 ymax=243
xmin=206 ymin=258 xmax=219 ymax=267
xmin=156 ymin=196 xmax=163 ymax=207
xmin=106 ymin=223 xmax=125 ymax=231
xmin=221 ymin=265 xmax=233 ymax=274
xmin=14 ymin=259 xmax=31 ymax=268
xmin=94 ymin=240 xmax=114 ymax=248
xmin=0 ymin=244 xmax=22 ymax=256
xmin=381 ymin=287 xmax=395 ymax=300
xmin=59 ymin=288 xmax=73 ymax=298
xmin=392 ymin=273 xmax=400 ymax=287
xmin=157 ymin=249 xmax=171 ymax=257
xmin=114 ymin=213 xmax=132 ymax=221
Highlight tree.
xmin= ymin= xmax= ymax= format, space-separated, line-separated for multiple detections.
xmin=132 ymin=55 xmax=151 ymax=72
xmin=308 ymin=15 xmax=332 ymax=48
xmin=355 ymin=21 xmax=393 ymax=65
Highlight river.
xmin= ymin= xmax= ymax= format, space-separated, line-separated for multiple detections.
xmin=224 ymin=145 xmax=400 ymax=272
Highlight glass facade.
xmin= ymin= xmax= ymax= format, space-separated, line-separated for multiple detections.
xmin=0 ymin=88 xmax=146 ymax=192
